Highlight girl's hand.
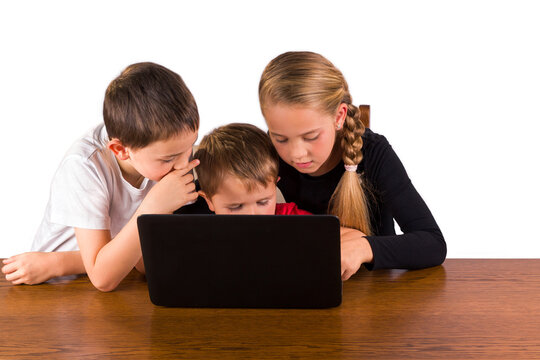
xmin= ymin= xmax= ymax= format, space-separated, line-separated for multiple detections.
xmin=2 ymin=252 xmax=57 ymax=285
xmin=340 ymin=227 xmax=373 ymax=281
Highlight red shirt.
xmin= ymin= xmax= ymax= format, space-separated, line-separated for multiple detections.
xmin=275 ymin=203 xmax=311 ymax=215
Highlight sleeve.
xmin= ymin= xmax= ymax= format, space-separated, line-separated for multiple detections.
xmin=275 ymin=202 xmax=312 ymax=215
xmin=364 ymin=136 xmax=446 ymax=270
xmin=290 ymin=203 xmax=312 ymax=215
xmin=48 ymin=155 xmax=111 ymax=230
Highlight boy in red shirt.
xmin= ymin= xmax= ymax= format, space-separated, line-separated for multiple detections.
xmin=194 ymin=123 xmax=310 ymax=216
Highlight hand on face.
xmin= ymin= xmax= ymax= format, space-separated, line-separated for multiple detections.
xmin=139 ymin=159 xmax=200 ymax=214
xmin=110 ymin=130 xmax=199 ymax=186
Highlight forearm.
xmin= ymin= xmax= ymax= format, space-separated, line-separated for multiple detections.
xmin=82 ymin=214 xmax=142 ymax=291
xmin=50 ymin=251 xmax=86 ymax=277
xmin=365 ymin=229 xmax=446 ymax=270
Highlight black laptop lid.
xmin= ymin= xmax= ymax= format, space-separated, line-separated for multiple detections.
xmin=138 ymin=214 xmax=342 ymax=308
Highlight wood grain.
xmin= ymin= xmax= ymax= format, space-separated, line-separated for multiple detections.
xmin=2 ymin=259 xmax=540 ymax=359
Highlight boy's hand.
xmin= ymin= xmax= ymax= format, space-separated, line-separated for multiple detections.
xmin=140 ymin=159 xmax=200 ymax=214
xmin=340 ymin=227 xmax=373 ymax=281
xmin=2 ymin=252 xmax=57 ymax=285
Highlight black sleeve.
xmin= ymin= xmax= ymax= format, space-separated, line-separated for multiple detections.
xmin=364 ymin=135 xmax=446 ymax=270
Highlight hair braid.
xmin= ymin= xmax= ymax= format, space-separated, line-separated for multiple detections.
xmin=329 ymin=104 xmax=372 ymax=235
xmin=341 ymin=104 xmax=366 ymax=166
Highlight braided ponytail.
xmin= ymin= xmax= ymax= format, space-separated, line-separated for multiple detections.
xmin=328 ymin=104 xmax=372 ymax=235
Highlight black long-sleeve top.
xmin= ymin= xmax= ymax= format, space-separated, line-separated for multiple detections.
xmin=277 ymin=128 xmax=446 ymax=270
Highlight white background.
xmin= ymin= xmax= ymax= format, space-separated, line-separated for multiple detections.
xmin=1 ymin=1 xmax=539 ymax=258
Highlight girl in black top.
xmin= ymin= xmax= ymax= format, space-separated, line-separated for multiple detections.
xmin=258 ymin=51 xmax=446 ymax=280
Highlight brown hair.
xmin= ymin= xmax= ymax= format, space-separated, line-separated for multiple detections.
xmin=103 ymin=62 xmax=199 ymax=149
xmin=194 ymin=123 xmax=280 ymax=198
xmin=259 ymin=51 xmax=372 ymax=235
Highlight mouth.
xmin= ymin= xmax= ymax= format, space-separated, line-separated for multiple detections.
xmin=294 ymin=161 xmax=313 ymax=169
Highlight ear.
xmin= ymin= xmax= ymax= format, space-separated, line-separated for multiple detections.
xmin=335 ymin=103 xmax=348 ymax=130
xmin=108 ymin=139 xmax=130 ymax=161
xmin=276 ymin=176 xmax=281 ymax=183
xmin=198 ymin=191 xmax=216 ymax=212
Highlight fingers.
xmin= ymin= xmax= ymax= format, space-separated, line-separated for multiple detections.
xmin=185 ymin=181 xmax=196 ymax=193
xmin=2 ymin=261 xmax=18 ymax=275
xmin=185 ymin=188 xmax=199 ymax=203
xmin=5 ymin=267 xmax=27 ymax=284
xmin=186 ymin=158 xmax=200 ymax=171
xmin=341 ymin=251 xmax=359 ymax=281
xmin=175 ymin=159 xmax=199 ymax=176
xmin=5 ymin=269 xmax=21 ymax=282
xmin=183 ymin=173 xmax=195 ymax=185
xmin=2 ymin=256 xmax=17 ymax=265
xmin=3 ymin=264 xmax=42 ymax=285
xmin=8 ymin=273 xmax=28 ymax=285
xmin=341 ymin=261 xmax=351 ymax=281
xmin=11 ymin=278 xmax=26 ymax=285
xmin=2 ymin=257 xmax=23 ymax=284
xmin=2 ymin=256 xmax=36 ymax=285
xmin=166 ymin=159 xmax=199 ymax=181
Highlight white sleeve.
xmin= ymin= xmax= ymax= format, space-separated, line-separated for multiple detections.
xmin=48 ymin=155 xmax=111 ymax=230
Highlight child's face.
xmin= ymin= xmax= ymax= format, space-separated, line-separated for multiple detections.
xmin=127 ymin=130 xmax=198 ymax=182
xmin=203 ymin=175 xmax=277 ymax=215
xmin=264 ymin=104 xmax=346 ymax=177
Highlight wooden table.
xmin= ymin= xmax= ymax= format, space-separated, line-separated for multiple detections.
xmin=2 ymin=259 xmax=540 ymax=359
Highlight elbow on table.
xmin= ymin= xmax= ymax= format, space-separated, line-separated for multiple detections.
xmin=432 ymin=230 xmax=447 ymax=267
xmin=95 ymin=283 xmax=118 ymax=293
xmin=88 ymin=274 xmax=121 ymax=292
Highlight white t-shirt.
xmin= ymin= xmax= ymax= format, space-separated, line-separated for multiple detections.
xmin=32 ymin=125 xmax=156 ymax=252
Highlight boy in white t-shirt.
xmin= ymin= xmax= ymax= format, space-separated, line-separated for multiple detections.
xmin=2 ymin=62 xmax=200 ymax=291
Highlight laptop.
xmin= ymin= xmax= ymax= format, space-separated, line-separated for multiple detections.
xmin=137 ymin=214 xmax=342 ymax=308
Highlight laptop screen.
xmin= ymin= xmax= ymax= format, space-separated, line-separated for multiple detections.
xmin=138 ymin=214 xmax=342 ymax=308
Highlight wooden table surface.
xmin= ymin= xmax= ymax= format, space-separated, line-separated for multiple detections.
xmin=2 ymin=259 xmax=540 ymax=359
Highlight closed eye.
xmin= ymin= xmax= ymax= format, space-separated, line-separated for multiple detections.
xmin=304 ymin=135 xmax=319 ymax=141
xmin=160 ymin=155 xmax=179 ymax=163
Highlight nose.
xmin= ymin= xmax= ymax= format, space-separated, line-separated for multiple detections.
xmin=245 ymin=205 xmax=257 ymax=215
xmin=173 ymin=155 xmax=190 ymax=170
xmin=290 ymin=140 xmax=308 ymax=160
xmin=173 ymin=163 xmax=184 ymax=171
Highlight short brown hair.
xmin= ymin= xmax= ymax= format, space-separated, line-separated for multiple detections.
xmin=194 ymin=123 xmax=279 ymax=198
xmin=103 ymin=62 xmax=199 ymax=148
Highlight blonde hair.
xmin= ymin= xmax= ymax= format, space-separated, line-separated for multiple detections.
xmin=259 ymin=51 xmax=372 ymax=235
xmin=194 ymin=123 xmax=279 ymax=198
